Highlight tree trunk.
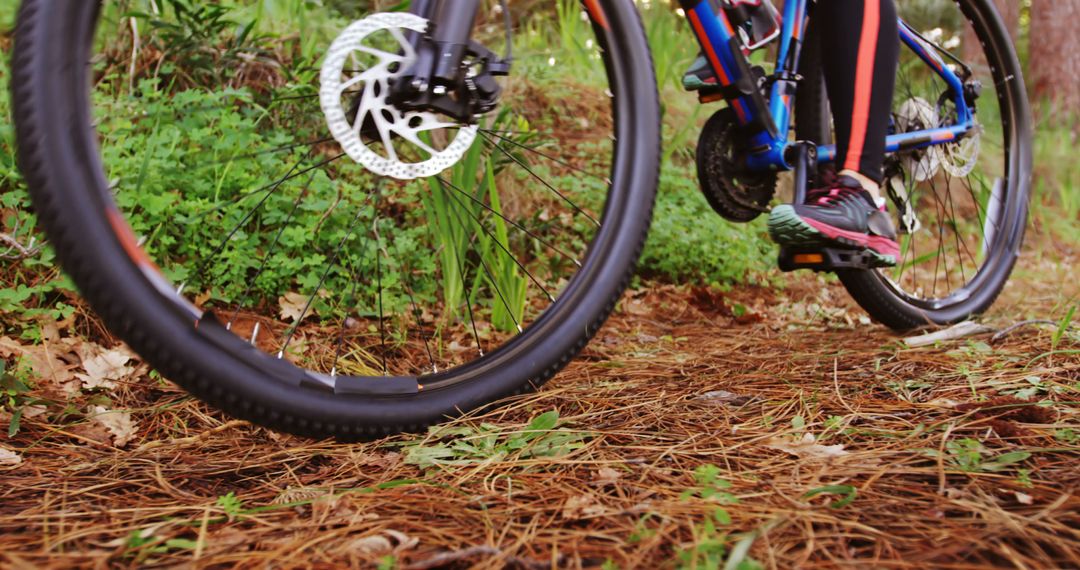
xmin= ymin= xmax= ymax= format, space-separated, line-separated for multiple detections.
xmin=963 ymin=0 xmax=1020 ymax=64
xmin=1029 ymin=0 xmax=1080 ymax=113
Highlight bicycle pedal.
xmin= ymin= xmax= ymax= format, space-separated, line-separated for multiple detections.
xmin=778 ymin=246 xmax=887 ymax=273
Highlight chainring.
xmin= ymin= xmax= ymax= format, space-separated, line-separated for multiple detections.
xmin=695 ymin=109 xmax=777 ymax=223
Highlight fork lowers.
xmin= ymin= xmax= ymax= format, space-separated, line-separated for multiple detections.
xmin=389 ymin=0 xmax=511 ymax=123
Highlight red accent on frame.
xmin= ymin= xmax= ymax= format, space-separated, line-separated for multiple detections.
xmin=687 ymin=10 xmax=732 ymax=86
xmin=731 ymin=99 xmax=750 ymax=123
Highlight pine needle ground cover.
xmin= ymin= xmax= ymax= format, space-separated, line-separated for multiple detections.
xmin=2 ymin=1 xmax=1078 ymax=568
xmin=1 ymin=251 xmax=1076 ymax=569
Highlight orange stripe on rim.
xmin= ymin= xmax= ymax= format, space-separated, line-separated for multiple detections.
xmin=107 ymin=208 xmax=161 ymax=272
xmin=932 ymin=131 xmax=955 ymax=142
xmin=582 ymin=0 xmax=609 ymax=30
xmin=844 ymin=0 xmax=881 ymax=173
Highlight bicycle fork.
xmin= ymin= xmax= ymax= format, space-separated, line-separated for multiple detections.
xmin=390 ymin=0 xmax=510 ymax=123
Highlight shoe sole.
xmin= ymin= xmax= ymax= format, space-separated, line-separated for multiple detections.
xmin=682 ymin=76 xmax=717 ymax=91
xmin=768 ymin=205 xmax=898 ymax=268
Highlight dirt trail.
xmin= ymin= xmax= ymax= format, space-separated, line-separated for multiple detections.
xmin=1 ymin=253 xmax=1078 ymax=568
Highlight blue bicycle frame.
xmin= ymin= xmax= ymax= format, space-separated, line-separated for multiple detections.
xmin=678 ymin=0 xmax=977 ymax=173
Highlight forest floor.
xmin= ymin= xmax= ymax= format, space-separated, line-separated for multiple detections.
xmin=0 ymin=239 xmax=1078 ymax=569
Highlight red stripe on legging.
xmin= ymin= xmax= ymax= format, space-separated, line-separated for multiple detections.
xmin=845 ymin=0 xmax=881 ymax=173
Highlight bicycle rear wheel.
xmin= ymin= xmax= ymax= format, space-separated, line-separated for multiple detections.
xmin=13 ymin=0 xmax=659 ymax=438
xmin=796 ymin=0 xmax=1032 ymax=330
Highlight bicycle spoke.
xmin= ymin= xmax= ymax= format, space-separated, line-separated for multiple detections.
xmin=280 ymin=201 xmax=369 ymax=359
xmin=192 ymin=152 xmax=346 ymax=219
xmin=402 ymin=267 xmax=438 ymax=374
xmin=437 ymin=178 xmax=485 ymax=357
xmin=442 ymin=184 xmax=556 ymax=303
xmin=479 ymin=132 xmax=601 ymax=227
xmin=435 ymin=175 xmax=582 ymax=267
xmin=373 ymin=217 xmax=388 ymax=375
xmin=227 ymin=173 xmax=317 ymax=329
xmin=444 ymin=193 xmax=523 ymax=333
xmin=182 ymin=150 xmax=321 ymax=293
xmin=479 ymin=128 xmax=610 ymax=184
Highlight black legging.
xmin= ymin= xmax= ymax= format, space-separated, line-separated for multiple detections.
xmin=816 ymin=0 xmax=899 ymax=183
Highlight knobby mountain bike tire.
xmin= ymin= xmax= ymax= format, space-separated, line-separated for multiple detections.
xmin=13 ymin=0 xmax=660 ymax=438
xmin=796 ymin=0 xmax=1032 ymax=330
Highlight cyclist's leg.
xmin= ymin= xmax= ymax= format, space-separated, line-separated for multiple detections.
xmin=768 ymin=0 xmax=901 ymax=264
xmin=818 ymin=0 xmax=899 ymax=197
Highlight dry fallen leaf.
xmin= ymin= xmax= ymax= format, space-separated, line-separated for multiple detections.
xmin=0 ymin=446 xmax=23 ymax=467
xmin=765 ymin=433 xmax=849 ymax=461
xmin=562 ymin=494 xmax=605 ymax=519
xmin=342 ymin=530 xmax=416 ymax=557
xmin=76 ymin=348 xmax=135 ymax=390
xmin=21 ymin=405 xmax=47 ymax=419
xmin=0 ymin=336 xmax=79 ymax=393
xmin=1014 ymin=491 xmax=1034 ymax=505
xmin=346 ymin=535 xmax=393 ymax=556
xmin=594 ymin=467 xmax=622 ymax=486
xmin=89 ymin=406 xmax=139 ymax=448
xmin=624 ymin=299 xmax=651 ymax=316
xmin=310 ymin=493 xmax=372 ymax=526
xmin=696 ymin=390 xmax=757 ymax=406
xmin=279 ymin=291 xmax=314 ymax=323
xmin=272 ymin=486 xmax=326 ymax=506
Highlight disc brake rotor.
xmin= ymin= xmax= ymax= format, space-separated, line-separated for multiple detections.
xmin=320 ymin=12 xmax=478 ymax=180
xmin=894 ymin=97 xmax=940 ymax=182
xmin=940 ymin=121 xmax=981 ymax=178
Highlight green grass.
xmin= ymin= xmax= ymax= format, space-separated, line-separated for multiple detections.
xmin=0 ymin=0 xmax=1075 ymax=335
xmin=1030 ymin=110 xmax=1080 ymax=245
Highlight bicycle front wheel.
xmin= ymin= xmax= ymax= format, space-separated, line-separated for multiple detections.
xmin=13 ymin=0 xmax=660 ymax=438
xmin=797 ymin=0 xmax=1033 ymax=330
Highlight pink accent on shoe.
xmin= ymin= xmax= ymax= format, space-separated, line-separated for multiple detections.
xmin=801 ymin=216 xmax=901 ymax=258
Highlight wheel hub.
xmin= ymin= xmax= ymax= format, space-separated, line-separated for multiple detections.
xmin=319 ymin=13 xmax=477 ymax=180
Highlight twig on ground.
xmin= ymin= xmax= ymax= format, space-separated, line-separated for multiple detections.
xmin=0 ymin=232 xmax=42 ymax=261
xmin=134 ymin=419 xmax=251 ymax=452
xmin=904 ymin=321 xmax=996 ymax=348
xmin=402 ymin=546 xmax=500 ymax=570
xmin=991 ymin=320 xmax=1063 ymax=342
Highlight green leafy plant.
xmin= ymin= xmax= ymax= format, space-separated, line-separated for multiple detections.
xmin=677 ymin=517 xmax=730 ymax=570
xmin=216 ymin=491 xmax=245 ymax=521
xmin=122 ymin=528 xmax=201 ymax=562
xmin=1053 ymin=305 xmax=1076 ymax=351
xmin=126 ymin=0 xmax=266 ymax=88
xmin=922 ymin=438 xmax=1032 ymax=473
xmin=398 ymin=410 xmax=587 ymax=469
xmin=803 ymin=484 xmax=858 ymax=509
xmin=0 ymin=359 xmax=34 ymax=437
xmin=421 ymin=124 xmax=530 ymax=332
